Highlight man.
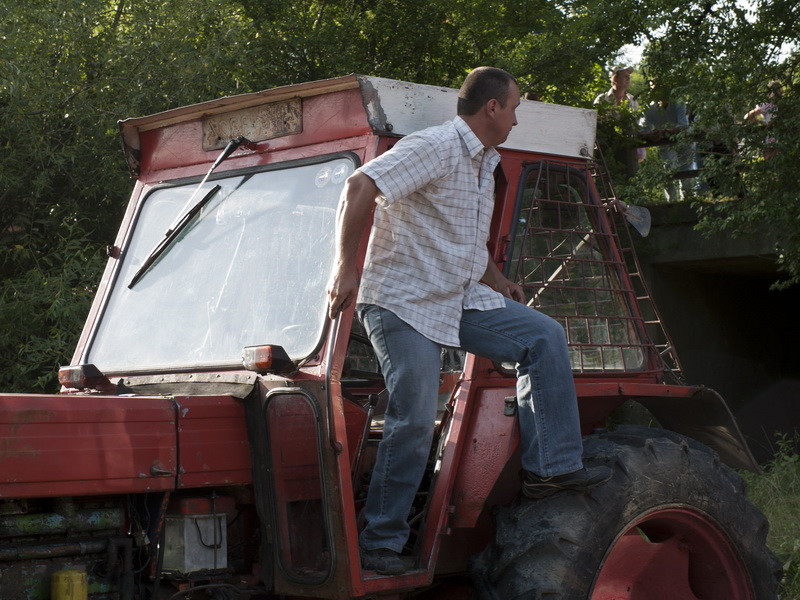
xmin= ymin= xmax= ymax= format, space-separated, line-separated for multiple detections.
xmin=744 ymin=80 xmax=782 ymax=158
xmin=326 ymin=67 xmax=611 ymax=576
xmin=744 ymin=80 xmax=782 ymax=124
xmin=594 ymin=65 xmax=639 ymax=109
xmin=641 ymin=79 xmax=693 ymax=201
xmin=594 ymin=65 xmax=644 ymax=176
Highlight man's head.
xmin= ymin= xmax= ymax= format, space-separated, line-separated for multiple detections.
xmin=457 ymin=67 xmax=518 ymax=115
xmin=457 ymin=67 xmax=520 ymax=147
xmin=609 ymin=65 xmax=633 ymax=92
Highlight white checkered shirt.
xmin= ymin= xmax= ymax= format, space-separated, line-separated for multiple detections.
xmin=356 ymin=116 xmax=505 ymax=346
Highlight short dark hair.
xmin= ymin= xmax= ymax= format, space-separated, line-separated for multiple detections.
xmin=457 ymin=67 xmax=517 ymax=116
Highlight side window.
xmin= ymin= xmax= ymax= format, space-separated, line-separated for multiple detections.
xmin=507 ymin=162 xmax=645 ymax=372
xmin=344 ymin=318 xmax=382 ymax=381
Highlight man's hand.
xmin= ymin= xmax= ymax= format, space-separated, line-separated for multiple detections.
xmin=496 ymin=277 xmax=526 ymax=303
xmin=326 ymin=269 xmax=359 ymax=319
xmin=482 ymin=257 xmax=526 ymax=303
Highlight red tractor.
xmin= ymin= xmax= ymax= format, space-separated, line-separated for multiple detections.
xmin=0 ymin=75 xmax=780 ymax=599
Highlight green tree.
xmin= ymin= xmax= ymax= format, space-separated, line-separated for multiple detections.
xmin=1 ymin=0 xmax=640 ymax=392
xmin=628 ymin=0 xmax=800 ymax=285
xmin=0 ymin=0 xmax=261 ymax=391
xmin=2 ymin=0 xmax=798 ymax=392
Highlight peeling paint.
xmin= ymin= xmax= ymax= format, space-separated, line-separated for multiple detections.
xmin=7 ymin=409 xmax=57 ymax=434
xmin=0 ymin=438 xmax=41 ymax=461
xmin=357 ymin=77 xmax=389 ymax=133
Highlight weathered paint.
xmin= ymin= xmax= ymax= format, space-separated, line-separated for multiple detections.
xmin=0 ymin=394 xmax=176 ymax=498
xmin=0 ymin=73 xmax=756 ymax=600
xmin=175 ymin=395 xmax=252 ymax=488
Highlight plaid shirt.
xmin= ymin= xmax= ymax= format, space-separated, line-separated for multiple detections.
xmin=357 ymin=116 xmax=505 ymax=346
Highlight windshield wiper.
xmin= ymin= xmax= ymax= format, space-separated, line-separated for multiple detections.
xmin=128 ymin=137 xmax=249 ymax=289
xmin=128 ymin=184 xmax=221 ymax=288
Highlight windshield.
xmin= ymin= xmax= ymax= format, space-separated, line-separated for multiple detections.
xmin=86 ymin=155 xmax=355 ymax=372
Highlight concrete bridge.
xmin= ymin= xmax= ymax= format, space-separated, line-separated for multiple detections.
xmin=634 ymin=203 xmax=800 ymax=463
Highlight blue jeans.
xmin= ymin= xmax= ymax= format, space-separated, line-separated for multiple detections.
xmin=357 ymin=299 xmax=584 ymax=552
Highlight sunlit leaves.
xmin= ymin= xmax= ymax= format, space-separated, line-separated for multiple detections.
xmin=2 ymin=0 xmax=799 ymax=392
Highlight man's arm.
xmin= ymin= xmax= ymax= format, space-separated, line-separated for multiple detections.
xmin=326 ymin=171 xmax=380 ymax=319
xmin=744 ymin=104 xmax=765 ymax=122
xmin=482 ymin=256 xmax=525 ymax=303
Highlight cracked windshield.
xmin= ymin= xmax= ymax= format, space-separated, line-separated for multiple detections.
xmin=86 ymin=155 xmax=355 ymax=372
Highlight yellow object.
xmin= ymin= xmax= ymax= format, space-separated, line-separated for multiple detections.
xmin=51 ymin=569 xmax=88 ymax=600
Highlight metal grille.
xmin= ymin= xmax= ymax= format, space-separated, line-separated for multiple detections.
xmin=589 ymin=152 xmax=684 ymax=381
xmin=507 ymin=159 xmax=681 ymax=379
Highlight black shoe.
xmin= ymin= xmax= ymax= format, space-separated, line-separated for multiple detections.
xmin=361 ymin=547 xmax=407 ymax=575
xmin=521 ymin=465 xmax=612 ymax=500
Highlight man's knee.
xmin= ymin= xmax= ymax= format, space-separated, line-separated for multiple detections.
xmin=521 ymin=309 xmax=567 ymax=346
xmin=544 ymin=315 xmax=568 ymax=344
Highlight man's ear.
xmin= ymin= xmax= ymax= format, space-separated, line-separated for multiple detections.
xmin=485 ymin=98 xmax=499 ymax=118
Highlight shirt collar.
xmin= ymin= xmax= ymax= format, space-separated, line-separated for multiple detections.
xmin=454 ymin=115 xmax=487 ymax=159
xmin=604 ymin=88 xmax=634 ymax=104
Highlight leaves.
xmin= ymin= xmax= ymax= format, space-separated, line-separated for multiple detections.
xmin=743 ymin=433 xmax=800 ymax=595
xmin=0 ymin=217 xmax=105 ymax=391
xmin=1 ymin=0 xmax=263 ymax=391
xmin=1 ymin=0 xmax=799 ymax=390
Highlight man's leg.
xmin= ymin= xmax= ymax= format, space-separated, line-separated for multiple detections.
xmin=357 ymin=304 xmax=441 ymax=570
xmin=459 ymin=299 xmax=610 ymax=496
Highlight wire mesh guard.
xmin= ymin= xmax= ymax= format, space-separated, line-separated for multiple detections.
xmin=507 ymin=160 xmax=682 ymax=379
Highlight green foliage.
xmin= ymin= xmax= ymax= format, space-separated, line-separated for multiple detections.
xmin=1 ymin=0 xmax=799 ymax=391
xmin=1 ymin=0 xmax=262 ymax=391
xmin=693 ymin=90 xmax=800 ymax=288
xmin=627 ymin=0 xmax=800 ymax=285
xmin=0 ymin=218 xmax=105 ymax=391
xmin=617 ymin=148 xmax=678 ymax=205
xmin=594 ymin=102 xmax=646 ymax=194
xmin=744 ymin=434 xmax=800 ymax=595
xmin=0 ymin=0 xmax=641 ymax=392
xmin=234 ymin=0 xmax=643 ymax=102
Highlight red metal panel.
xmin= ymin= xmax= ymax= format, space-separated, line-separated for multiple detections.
xmin=448 ymin=381 xmax=697 ymax=531
xmin=138 ymin=88 xmax=373 ymax=178
xmin=175 ymin=395 xmax=252 ymax=488
xmin=576 ymin=381 xmax=695 ymax=399
xmin=0 ymin=394 xmax=176 ymax=498
xmin=448 ymin=385 xmax=519 ymax=530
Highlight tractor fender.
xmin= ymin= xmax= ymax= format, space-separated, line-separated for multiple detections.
xmin=631 ymin=384 xmax=760 ymax=472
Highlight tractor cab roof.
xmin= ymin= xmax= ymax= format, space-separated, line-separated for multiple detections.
xmin=119 ymin=74 xmax=597 ymax=176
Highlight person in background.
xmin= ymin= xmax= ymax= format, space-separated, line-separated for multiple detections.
xmin=744 ymin=80 xmax=782 ymax=125
xmin=642 ymin=80 xmax=694 ymax=201
xmin=745 ymin=80 xmax=782 ymax=158
xmin=594 ymin=65 xmax=639 ymax=109
xmin=594 ymin=65 xmax=644 ymax=176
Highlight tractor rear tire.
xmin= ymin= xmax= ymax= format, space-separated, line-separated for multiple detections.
xmin=470 ymin=425 xmax=781 ymax=600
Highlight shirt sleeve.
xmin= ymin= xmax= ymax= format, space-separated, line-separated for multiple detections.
xmin=359 ymin=128 xmax=453 ymax=207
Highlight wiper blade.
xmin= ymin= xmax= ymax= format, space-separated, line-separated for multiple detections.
xmin=128 ymin=184 xmax=221 ymax=288
xmin=127 ymin=137 xmax=250 ymax=289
